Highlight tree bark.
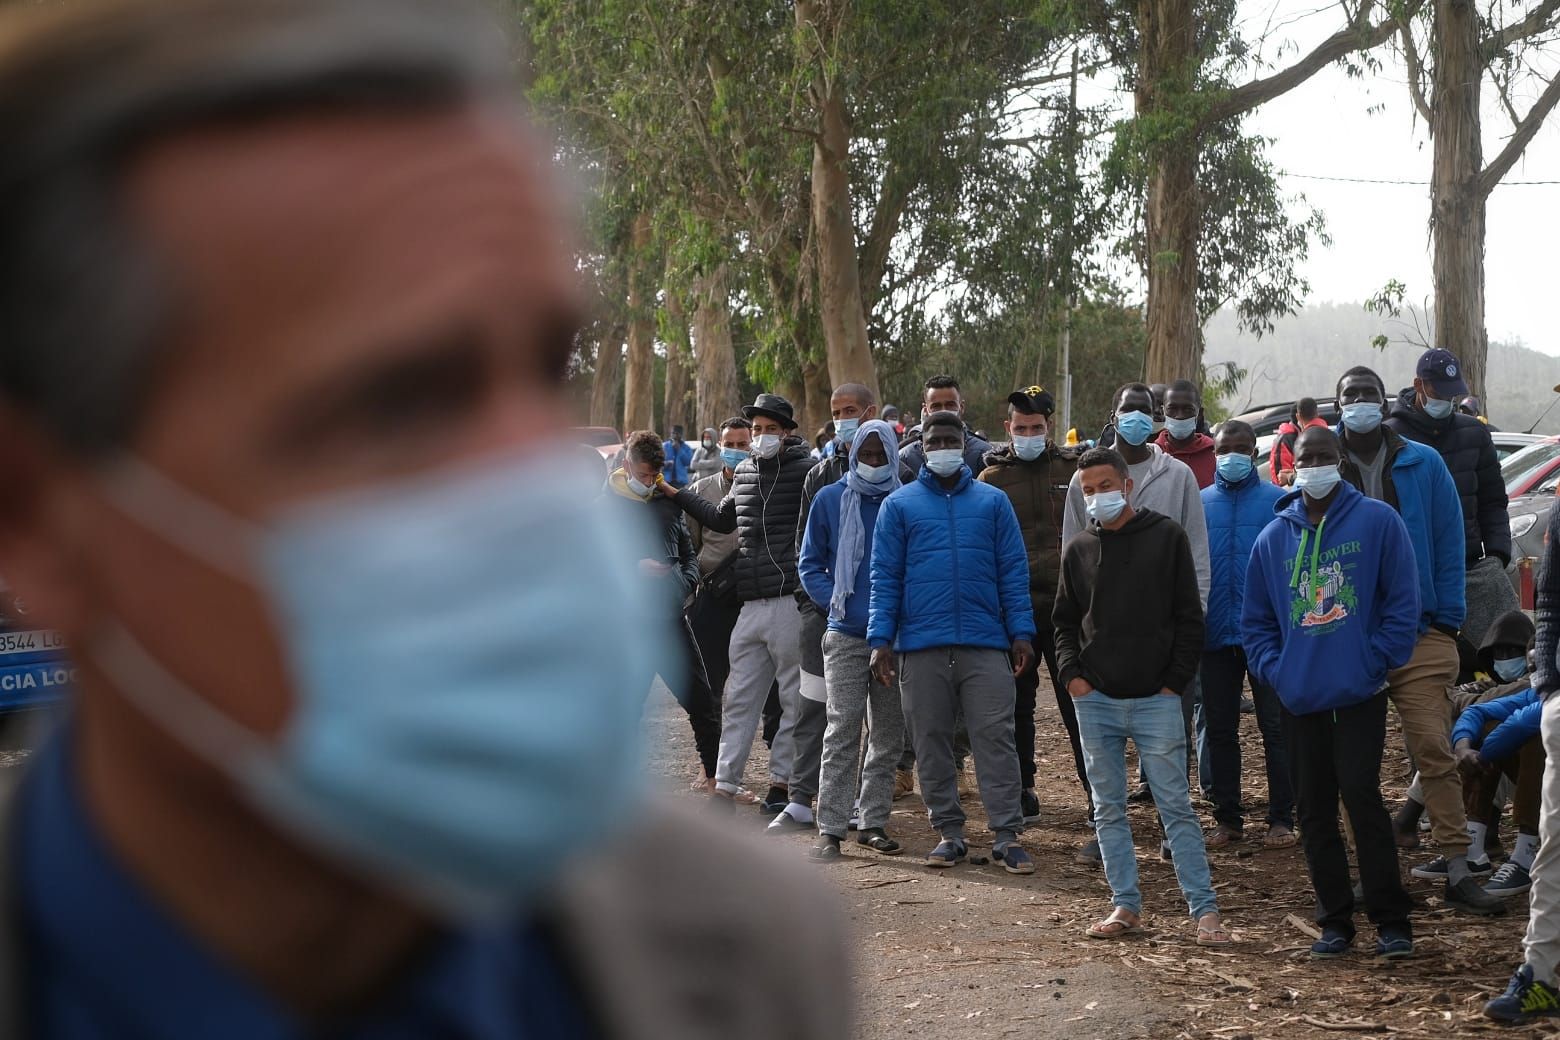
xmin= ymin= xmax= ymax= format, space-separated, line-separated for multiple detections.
xmin=1430 ymin=0 xmax=1486 ymax=397
xmin=798 ymin=1 xmax=880 ymax=403
xmin=692 ymin=264 xmax=741 ymax=434
xmin=1139 ymin=0 xmax=1202 ymax=386
xmin=589 ymin=327 xmax=624 ymax=428
xmin=663 ymin=283 xmax=693 ymax=438
xmin=802 ymin=357 xmax=833 ymax=444
xmin=621 ymin=209 xmax=657 ymax=435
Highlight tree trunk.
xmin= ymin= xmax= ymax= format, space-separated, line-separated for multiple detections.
xmin=1430 ymin=0 xmax=1487 ymax=398
xmin=1139 ymin=0 xmax=1203 ymax=386
xmin=663 ymin=284 xmax=693 ymax=438
xmin=621 ymin=209 xmax=657 ymax=435
xmin=692 ymin=265 xmax=740 ymax=433
xmin=802 ymin=358 xmax=833 ymax=444
xmin=798 ymin=1 xmax=879 ymax=402
xmin=589 ymin=328 xmax=625 ymax=428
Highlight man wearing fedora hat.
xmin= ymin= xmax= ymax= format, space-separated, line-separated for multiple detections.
xmin=671 ymin=393 xmax=816 ymax=812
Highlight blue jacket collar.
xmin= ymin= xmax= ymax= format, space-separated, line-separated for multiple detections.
xmin=916 ymin=464 xmax=972 ymax=493
xmin=1214 ymin=469 xmax=1260 ymax=493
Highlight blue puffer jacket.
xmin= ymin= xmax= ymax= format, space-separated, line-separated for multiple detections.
xmin=867 ymin=466 xmax=1035 ymax=652
xmin=1202 ymin=468 xmax=1284 ymax=650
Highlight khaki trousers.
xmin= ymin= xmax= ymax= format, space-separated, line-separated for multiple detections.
xmin=1387 ymin=630 xmax=1468 ymax=857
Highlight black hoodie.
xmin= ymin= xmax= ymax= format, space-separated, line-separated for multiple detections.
xmin=1052 ymin=508 xmax=1205 ymax=699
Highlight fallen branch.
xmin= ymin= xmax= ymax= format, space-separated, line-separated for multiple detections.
xmin=1286 ymin=913 xmax=1323 ymax=940
xmin=1301 ymin=1015 xmax=1394 ymax=1033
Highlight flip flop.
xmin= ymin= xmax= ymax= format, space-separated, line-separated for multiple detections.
xmin=1086 ymin=912 xmax=1142 ymax=940
xmin=1196 ymin=916 xmax=1232 ymax=947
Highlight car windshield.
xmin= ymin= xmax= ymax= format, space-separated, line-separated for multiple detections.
xmin=1501 ymin=441 xmax=1560 ymax=495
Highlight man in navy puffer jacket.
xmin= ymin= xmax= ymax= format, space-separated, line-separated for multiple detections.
xmin=1200 ymin=420 xmax=1292 ymax=849
xmin=868 ymin=412 xmax=1036 ymax=874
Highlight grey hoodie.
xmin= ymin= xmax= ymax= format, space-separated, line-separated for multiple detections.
xmin=1061 ymin=443 xmax=1210 ymax=607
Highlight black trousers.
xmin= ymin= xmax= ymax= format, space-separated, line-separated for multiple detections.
xmin=1014 ymin=625 xmax=1090 ymax=807
xmin=667 ymin=616 xmax=721 ymax=778
xmin=1283 ymin=692 xmax=1412 ymax=938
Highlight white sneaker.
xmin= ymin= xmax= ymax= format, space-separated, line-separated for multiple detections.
xmin=766 ymin=804 xmax=813 ymax=832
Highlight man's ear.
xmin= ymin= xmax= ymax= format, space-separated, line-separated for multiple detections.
xmin=0 ymin=407 xmax=91 ymax=633
xmin=1123 ymin=476 xmax=1134 ymax=499
xmin=863 ymin=405 xmax=877 ymax=420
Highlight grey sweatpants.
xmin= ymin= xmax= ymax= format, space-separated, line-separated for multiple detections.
xmin=901 ymin=646 xmax=1022 ymax=842
xmin=786 ymin=608 xmax=831 ymax=807
xmin=716 ymin=596 xmax=803 ymax=793
xmin=818 ymin=630 xmax=904 ymax=838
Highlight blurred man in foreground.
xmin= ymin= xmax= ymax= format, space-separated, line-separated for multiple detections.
xmin=0 ymin=0 xmax=847 ymax=1035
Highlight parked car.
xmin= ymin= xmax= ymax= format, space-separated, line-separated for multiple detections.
xmin=1501 ymin=437 xmax=1560 ymax=498
xmin=570 ymin=425 xmax=624 ymax=467
xmin=0 ymin=580 xmax=71 ymax=715
xmin=1491 ymin=431 xmax=1547 ymax=462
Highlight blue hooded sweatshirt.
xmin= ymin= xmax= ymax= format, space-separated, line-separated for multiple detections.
xmin=1452 ymin=686 xmax=1540 ymax=764
xmin=1202 ymin=465 xmax=1284 ymax=650
xmin=1241 ymin=480 xmax=1421 ymax=715
xmin=867 ymin=464 xmax=1034 ymax=652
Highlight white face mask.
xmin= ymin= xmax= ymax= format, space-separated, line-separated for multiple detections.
xmin=925 ymin=448 xmax=963 ymax=477
xmin=752 ymin=434 xmax=782 ymax=458
xmin=624 ymin=472 xmax=654 ymax=498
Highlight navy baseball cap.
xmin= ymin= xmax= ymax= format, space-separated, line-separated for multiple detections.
xmin=1416 ymin=348 xmax=1469 ymax=397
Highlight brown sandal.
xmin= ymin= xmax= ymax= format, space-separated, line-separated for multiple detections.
xmin=1206 ymin=824 xmax=1243 ymax=848
xmin=1263 ymin=825 xmax=1297 ymax=849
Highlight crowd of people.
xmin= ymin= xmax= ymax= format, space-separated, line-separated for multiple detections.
xmin=612 ymin=346 xmax=1560 ymax=1023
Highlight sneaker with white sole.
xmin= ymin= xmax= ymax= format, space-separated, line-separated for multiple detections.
xmin=1485 ymin=861 xmax=1533 ymax=898
xmin=766 ymin=804 xmax=813 ymax=833
xmin=1410 ymin=854 xmax=1491 ymax=880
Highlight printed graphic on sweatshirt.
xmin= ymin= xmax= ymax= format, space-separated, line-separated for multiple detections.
xmin=1288 ymin=540 xmax=1361 ymax=634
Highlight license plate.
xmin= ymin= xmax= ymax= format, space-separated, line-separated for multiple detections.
xmin=0 ymin=630 xmax=66 ymax=658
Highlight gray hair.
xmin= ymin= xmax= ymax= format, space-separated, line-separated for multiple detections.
xmin=0 ymin=0 xmax=517 ymax=456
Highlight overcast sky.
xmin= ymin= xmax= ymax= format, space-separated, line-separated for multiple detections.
xmin=1238 ymin=1 xmax=1560 ymax=354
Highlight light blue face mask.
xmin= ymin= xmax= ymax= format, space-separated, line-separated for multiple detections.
xmin=1215 ymin=453 xmax=1253 ymax=482
xmin=1341 ymin=402 xmax=1383 ymax=434
xmin=93 ymin=450 xmax=659 ymax=920
xmin=855 ymin=461 xmax=892 ymax=483
xmin=925 ymin=448 xmax=964 ymax=477
xmin=1493 ymin=656 xmax=1529 ymax=682
xmin=1164 ymin=416 xmax=1197 ymax=441
xmin=1115 ymin=410 xmax=1154 ymax=446
xmin=1012 ymin=434 xmax=1047 ymax=461
xmin=1423 ymin=395 xmax=1454 ymax=420
xmin=1085 ymin=490 xmax=1127 ymax=524
xmin=835 ymin=417 xmax=861 ymax=444
xmin=719 ymin=447 xmax=748 ymax=469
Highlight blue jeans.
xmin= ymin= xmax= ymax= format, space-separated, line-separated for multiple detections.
xmin=1075 ymin=691 xmax=1218 ymax=919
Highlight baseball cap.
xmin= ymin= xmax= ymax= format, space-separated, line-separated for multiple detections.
xmin=1007 ymin=385 xmax=1055 ymax=415
xmin=1416 ymin=348 xmax=1469 ymax=397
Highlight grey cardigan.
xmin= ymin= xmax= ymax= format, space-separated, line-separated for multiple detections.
xmin=0 ymin=791 xmax=851 ymax=1039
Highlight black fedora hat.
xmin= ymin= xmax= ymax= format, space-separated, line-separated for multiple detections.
xmin=741 ymin=393 xmax=797 ymax=429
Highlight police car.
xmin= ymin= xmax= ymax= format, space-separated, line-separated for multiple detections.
xmin=0 ymin=580 xmax=72 ymax=714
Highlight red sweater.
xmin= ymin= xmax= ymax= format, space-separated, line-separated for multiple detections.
xmin=1155 ymin=431 xmax=1216 ymax=488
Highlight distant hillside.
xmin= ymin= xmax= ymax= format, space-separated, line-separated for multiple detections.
xmin=1204 ymin=303 xmax=1560 ymax=434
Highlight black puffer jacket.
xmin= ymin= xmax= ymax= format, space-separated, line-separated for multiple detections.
xmin=673 ymin=438 xmax=813 ymax=602
xmin=1386 ymin=388 xmax=1511 ymax=565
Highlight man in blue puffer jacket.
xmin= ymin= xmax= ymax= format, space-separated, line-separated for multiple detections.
xmin=1199 ymin=420 xmax=1292 ymax=849
xmin=1243 ymin=426 xmax=1421 ymax=959
xmin=868 ymin=411 xmax=1036 ymax=874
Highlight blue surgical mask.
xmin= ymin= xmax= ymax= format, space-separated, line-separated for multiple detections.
xmin=1423 ymin=396 xmax=1454 ymax=420
xmin=93 ymin=450 xmax=658 ymax=920
xmin=1085 ymin=490 xmax=1127 ymax=525
xmin=1493 ymin=656 xmax=1529 ymax=682
xmin=1295 ymin=463 xmax=1341 ymax=499
xmin=855 ymin=461 xmax=891 ymax=484
xmin=1164 ymin=416 xmax=1197 ymax=441
xmin=925 ymin=448 xmax=964 ymax=477
xmin=1216 ymin=453 xmax=1254 ymax=483
xmin=835 ymin=417 xmax=861 ymax=444
xmin=1013 ymin=434 xmax=1047 ymax=461
xmin=719 ymin=447 xmax=748 ymax=469
xmin=1115 ymin=411 xmax=1154 ymax=446
xmin=1340 ymin=402 xmax=1383 ymax=434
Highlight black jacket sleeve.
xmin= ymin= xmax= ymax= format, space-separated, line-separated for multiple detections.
xmin=1474 ymin=427 xmax=1512 ymax=564
xmin=673 ymin=516 xmax=699 ymax=597
xmin=1534 ymin=506 xmax=1560 ymax=695
xmin=1162 ymin=525 xmax=1207 ymax=695
xmin=1051 ymin=546 xmax=1085 ymax=691
xmin=673 ymin=485 xmax=737 ymax=534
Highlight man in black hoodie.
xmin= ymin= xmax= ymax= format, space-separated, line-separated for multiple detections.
xmin=669 ymin=393 xmax=814 ymax=813
xmin=1386 ymin=348 xmax=1513 ymax=646
xmin=1053 ymin=447 xmax=1226 ymax=945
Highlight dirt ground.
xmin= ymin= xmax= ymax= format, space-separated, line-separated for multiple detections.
xmin=646 ymin=682 xmax=1549 ymax=1039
